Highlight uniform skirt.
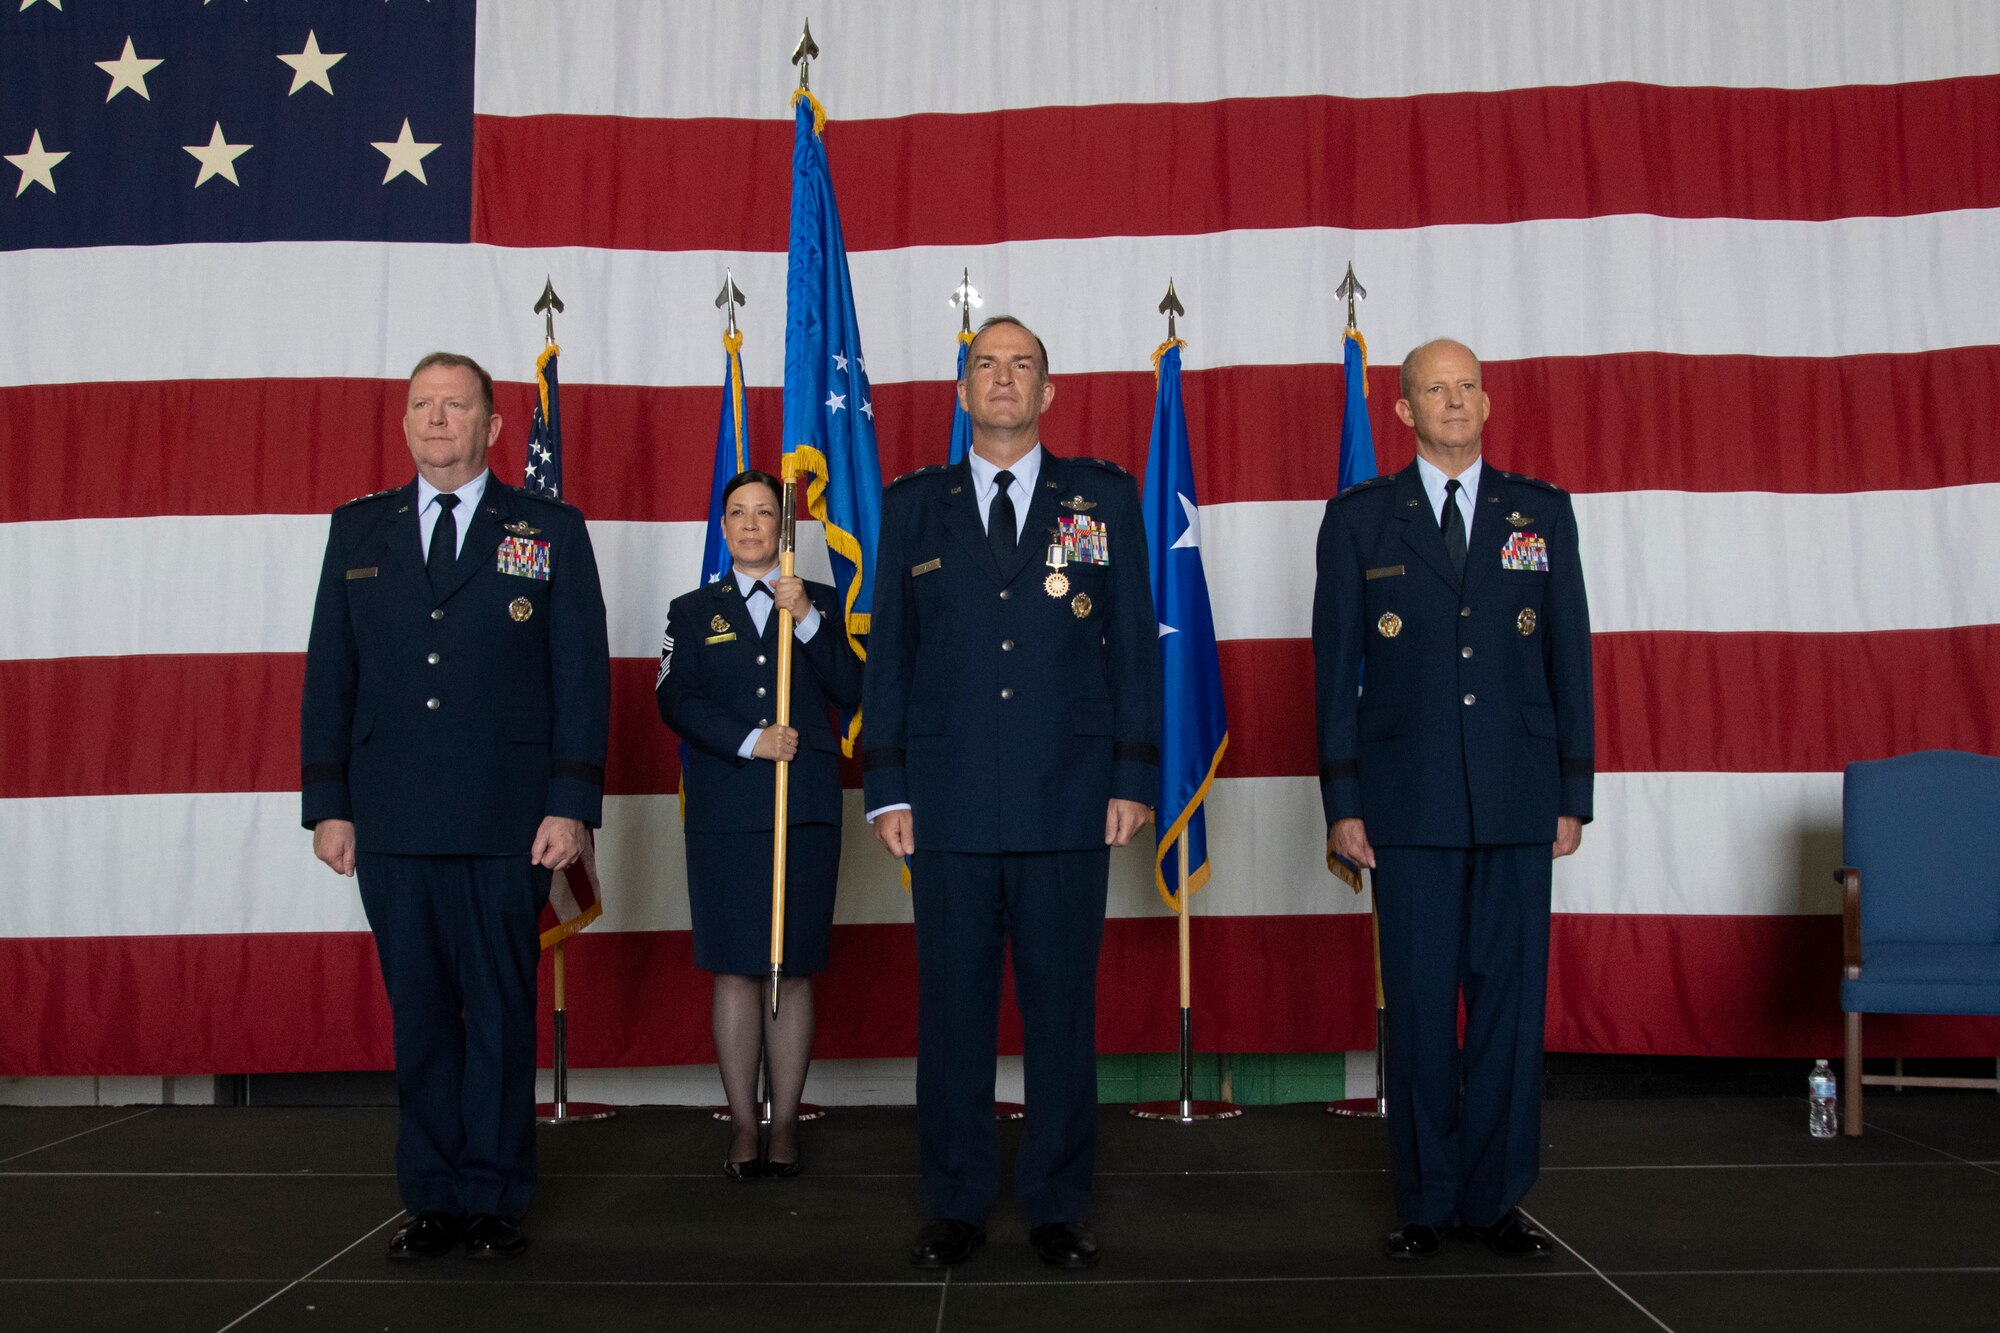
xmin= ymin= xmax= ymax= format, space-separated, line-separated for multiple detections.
xmin=683 ymin=823 xmax=841 ymax=976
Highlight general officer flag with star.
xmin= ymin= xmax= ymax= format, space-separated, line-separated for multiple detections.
xmin=780 ymin=89 xmax=882 ymax=756
xmin=1143 ymin=340 xmax=1229 ymax=910
xmin=523 ymin=342 xmax=605 ymax=947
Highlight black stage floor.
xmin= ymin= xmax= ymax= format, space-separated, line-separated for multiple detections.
xmin=3 ymin=1095 xmax=1997 ymax=1332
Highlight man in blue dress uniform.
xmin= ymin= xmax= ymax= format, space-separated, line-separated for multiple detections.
xmin=1312 ymin=339 xmax=1594 ymax=1261
xmin=301 ymin=353 xmax=611 ymax=1261
xmin=864 ymin=317 xmax=1162 ymax=1270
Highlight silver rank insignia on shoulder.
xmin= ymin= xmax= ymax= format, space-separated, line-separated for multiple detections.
xmin=1059 ymin=494 xmax=1096 ymax=512
xmin=710 ymin=613 xmax=731 ymax=633
xmin=1506 ymin=511 xmax=1533 ymax=528
xmin=504 ymin=519 xmax=542 ymax=536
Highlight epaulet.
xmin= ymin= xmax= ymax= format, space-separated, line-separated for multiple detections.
xmin=1070 ymin=456 xmax=1132 ymax=478
xmin=888 ymin=464 xmax=949 ymax=488
xmin=1499 ymin=471 xmax=1566 ymax=496
xmin=1334 ymin=474 xmax=1394 ymax=501
xmin=338 ymin=487 xmax=399 ymax=509
xmin=508 ymin=484 xmax=582 ymax=513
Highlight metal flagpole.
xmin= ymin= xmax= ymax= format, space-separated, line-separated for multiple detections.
xmin=768 ymin=458 xmax=798 ymax=1019
xmin=530 ymin=277 xmax=612 ymax=1126
xmin=1131 ymin=830 xmax=1243 ymax=1122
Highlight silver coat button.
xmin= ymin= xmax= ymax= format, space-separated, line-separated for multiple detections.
xmin=755 ymin=686 xmax=767 ymax=698
xmin=998 ymin=589 xmax=1012 ymax=600
xmin=1000 ymin=687 xmax=1015 ymax=700
xmin=756 ymin=655 xmax=767 ymax=666
xmin=1459 ymin=606 xmax=1471 ymax=618
xmin=427 ymin=652 xmax=440 ymax=665
xmin=1462 ymin=693 xmax=1476 ymax=706
xmin=431 ymin=608 xmax=445 ymax=621
xmin=426 ymin=697 xmax=441 ymax=710
xmin=1001 ymin=639 xmax=1015 ymax=652
xmin=1461 ymin=646 xmax=1474 ymax=659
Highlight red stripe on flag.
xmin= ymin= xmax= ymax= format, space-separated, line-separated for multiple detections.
xmin=9 ymin=628 xmax=1999 ymax=799
xmin=472 ymin=78 xmax=2000 ymax=251
xmin=10 ymin=915 xmax=1997 ymax=1075
xmin=8 ymin=348 xmax=1999 ymax=523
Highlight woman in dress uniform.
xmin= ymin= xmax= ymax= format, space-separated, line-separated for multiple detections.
xmin=656 ymin=470 xmax=863 ymax=1177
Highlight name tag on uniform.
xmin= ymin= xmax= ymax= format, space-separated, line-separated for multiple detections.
xmin=704 ymin=631 xmax=737 ymax=645
xmin=1364 ymin=565 xmax=1404 ymax=581
xmin=497 ymin=536 xmax=552 ymax=580
xmin=912 ymin=558 xmax=942 ymax=577
xmin=345 ymin=566 xmax=378 ymax=580
xmin=1500 ymin=532 xmax=1548 ymax=572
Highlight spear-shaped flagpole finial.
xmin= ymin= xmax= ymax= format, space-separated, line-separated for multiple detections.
xmin=534 ymin=276 xmax=565 ymax=345
xmin=1158 ymin=278 xmax=1186 ymax=342
xmin=715 ymin=269 xmax=747 ymax=338
xmin=949 ymin=267 xmax=983 ymax=334
xmin=1335 ymin=261 xmax=1367 ymax=333
xmin=791 ymin=19 xmax=819 ymax=90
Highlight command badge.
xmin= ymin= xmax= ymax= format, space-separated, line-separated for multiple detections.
xmin=1045 ymin=571 xmax=1071 ymax=598
xmin=1517 ymin=607 xmax=1537 ymax=635
xmin=1072 ymin=592 xmax=1093 ymax=619
xmin=1506 ymin=511 xmax=1533 ymax=528
xmin=509 ymin=597 xmax=534 ymax=623
xmin=1377 ymin=612 xmax=1403 ymax=638
xmin=710 ymin=613 xmax=731 ymax=633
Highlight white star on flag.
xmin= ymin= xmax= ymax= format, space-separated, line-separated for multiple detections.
xmin=19 ymin=0 xmax=62 ymax=11
xmin=536 ymin=445 xmax=552 ymax=463
xmin=278 ymin=31 xmax=346 ymax=96
xmin=1169 ymin=493 xmax=1201 ymax=549
xmin=831 ymin=351 xmax=848 ymax=372
xmin=372 ymin=119 xmax=440 ymax=185
xmin=860 ymin=399 xmax=873 ymax=421
xmin=96 ymin=37 xmax=164 ymax=103
xmin=825 ymin=391 xmax=846 ymax=414
xmin=184 ymin=123 xmax=252 ymax=188
xmin=6 ymin=130 xmax=68 ymax=197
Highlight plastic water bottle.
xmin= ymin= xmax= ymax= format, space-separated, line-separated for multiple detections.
xmin=1808 ymin=1059 xmax=1839 ymax=1137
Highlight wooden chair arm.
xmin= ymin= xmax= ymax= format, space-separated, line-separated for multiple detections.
xmin=1838 ymin=866 xmax=1862 ymax=977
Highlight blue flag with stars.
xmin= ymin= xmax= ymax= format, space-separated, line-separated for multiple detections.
xmin=523 ymin=343 xmax=563 ymax=499
xmin=780 ymin=90 xmax=882 ymax=756
xmin=700 ymin=329 xmax=753 ymax=585
xmin=1143 ymin=341 xmax=1229 ymax=910
xmin=947 ymin=330 xmax=974 ymax=464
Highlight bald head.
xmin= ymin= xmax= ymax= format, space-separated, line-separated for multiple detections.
xmin=1393 ymin=338 xmax=1489 ymax=471
xmin=1399 ymin=339 xmax=1479 ymax=401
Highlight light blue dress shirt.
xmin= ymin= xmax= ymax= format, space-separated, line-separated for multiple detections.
xmin=966 ymin=444 xmax=1043 ymax=534
xmin=415 ymin=470 xmax=490 ymax=560
xmin=1414 ymin=453 xmax=1482 ymax=532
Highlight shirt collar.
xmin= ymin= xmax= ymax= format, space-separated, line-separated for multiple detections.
xmin=1414 ymin=453 xmax=1482 ymax=512
xmin=416 ymin=470 xmax=491 ymax=514
xmin=967 ymin=443 xmax=1043 ymax=497
xmin=733 ymin=565 xmax=776 ymax=596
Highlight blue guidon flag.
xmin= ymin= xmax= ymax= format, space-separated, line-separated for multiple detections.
xmin=780 ymin=88 xmax=882 ymax=756
xmin=700 ymin=326 xmax=753 ymax=586
xmin=1143 ymin=339 xmax=1229 ymax=911
xmin=1327 ymin=321 xmax=1376 ymax=891
xmin=947 ymin=327 xmax=974 ymax=465
xmin=2 ymin=0 xmax=474 ymax=252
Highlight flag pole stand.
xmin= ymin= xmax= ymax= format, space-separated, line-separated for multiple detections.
xmin=537 ymin=939 xmax=616 ymax=1124
xmin=1328 ymin=897 xmax=1386 ymax=1118
xmin=1131 ymin=833 xmax=1243 ymax=1123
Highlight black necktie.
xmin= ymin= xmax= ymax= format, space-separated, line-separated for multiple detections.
xmin=426 ymin=493 xmax=460 ymax=597
xmin=1441 ymin=478 xmax=1466 ymax=582
xmin=745 ymin=580 xmax=771 ymax=601
xmin=988 ymin=469 xmax=1017 ymax=565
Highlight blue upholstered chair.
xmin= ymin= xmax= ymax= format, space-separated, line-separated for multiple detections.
xmin=1837 ymin=750 xmax=2000 ymax=1136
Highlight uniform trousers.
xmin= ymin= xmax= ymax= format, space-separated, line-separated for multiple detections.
xmin=357 ymin=852 xmax=550 ymax=1220
xmin=911 ymin=847 xmax=1110 ymax=1228
xmin=1373 ymin=843 xmax=1552 ymax=1230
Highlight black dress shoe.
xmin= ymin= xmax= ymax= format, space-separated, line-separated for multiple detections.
xmin=387 ymin=1211 xmax=462 ymax=1262
xmin=908 ymin=1218 xmax=985 ymax=1268
xmin=722 ymin=1157 xmax=762 ymax=1181
xmin=1456 ymin=1210 xmax=1553 ymax=1261
xmin=1383 ymin=1223 xmax=1442 ymax=1260
xmin=463 ymin=1213 xmax=529 ymax=1261
xmin=763 ymin=1156 xmax=801 ymax=1181
xmin=1029 ymin=1222 xmax=1100 ymax=1269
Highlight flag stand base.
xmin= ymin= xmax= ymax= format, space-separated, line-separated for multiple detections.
xmin=711 ymin=1103 xmax=827 ymax=1125
xmin=1129 ymin=1010 xmax=1243 ymax=1123
xmin=536 ymin=1010 xmax=617 ymax=1124
xmin=995 ymin=1101 xmax=1025 ymax=1121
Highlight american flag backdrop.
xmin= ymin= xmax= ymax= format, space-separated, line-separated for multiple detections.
xmin=6 ymin=0 xmax=2000 ymax=1075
